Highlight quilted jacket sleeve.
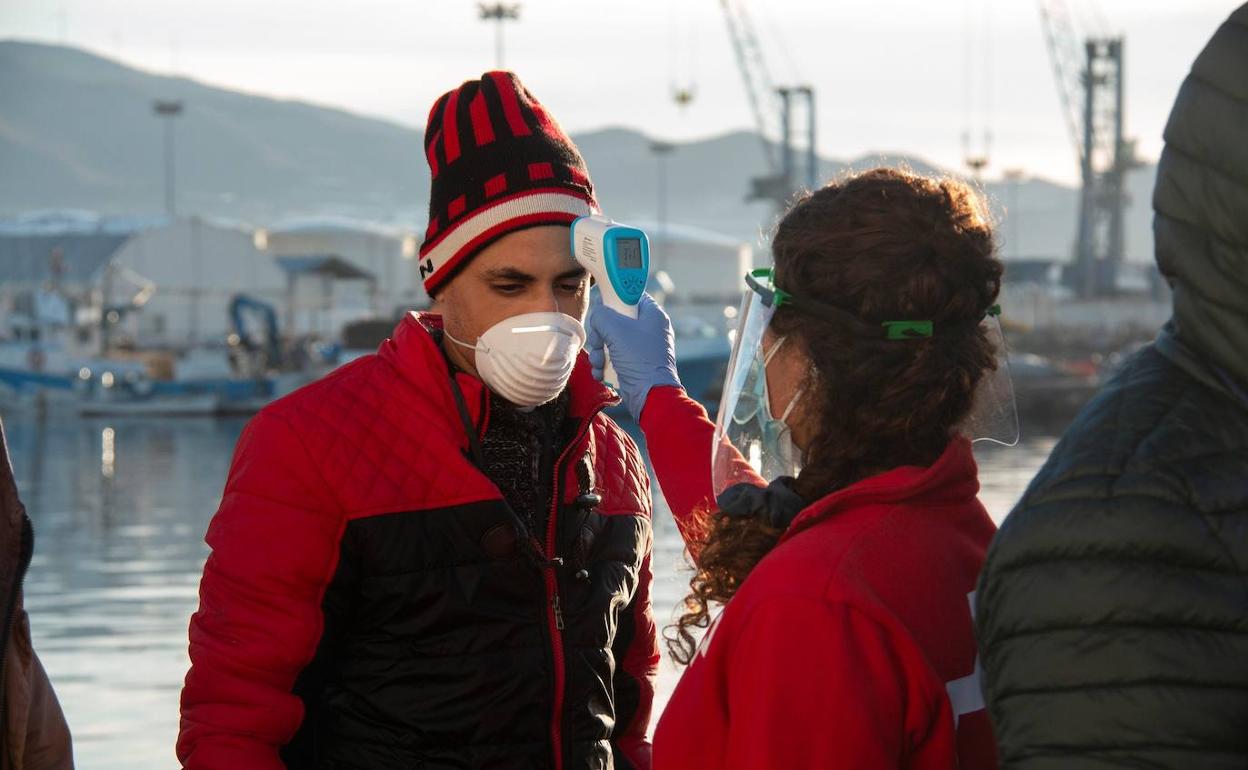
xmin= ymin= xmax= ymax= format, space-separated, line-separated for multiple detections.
xmin=610 ymin=544 xmax=659 ymax=770
xmin=178 ymin=411 xmax=345 ymax=770
xmin=975 ymin=477 xmax=1248 ymax=768
xmin=975 ymin=347 xmax=1248 ymax=769
xmin=639 ymin=387 xmax=764 ymax=561
xmin=605 ymin=426 xmax=660 ymax=770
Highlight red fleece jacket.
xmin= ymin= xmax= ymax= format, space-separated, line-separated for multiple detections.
xmin=641 ymin=386 xmax=998 ymax=770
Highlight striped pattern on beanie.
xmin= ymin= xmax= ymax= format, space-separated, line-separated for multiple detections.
xmin=418 ymin=71 xmax=598 ymax=296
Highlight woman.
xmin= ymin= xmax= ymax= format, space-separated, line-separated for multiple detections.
xmin=586 ymin=168 xmax=1006 ymax=769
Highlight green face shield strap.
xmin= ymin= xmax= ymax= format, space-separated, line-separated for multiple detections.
xmin=744 ymin=268 xmax=1001 ymax=340
xmin=713 ymin=268 xmax=1017 ymax=495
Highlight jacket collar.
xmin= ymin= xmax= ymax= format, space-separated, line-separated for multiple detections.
xmin=779 ymin=437 xmax=981 ymax=544
xmin=379 ymin=312 xmax=619 ymax=431
xmin=1155 ymin=323 xmax=1248 ymax=413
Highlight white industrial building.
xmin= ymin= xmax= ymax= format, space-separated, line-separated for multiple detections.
xmin=638 ymin=222 xmax=756 ymax=302
xmin=262 ymin=217 xmax=426 ymax=316
xmin=0 ymin=212 xmax=397 ymax=350
xmin=112 ymin=217 xmax=287 ymax=345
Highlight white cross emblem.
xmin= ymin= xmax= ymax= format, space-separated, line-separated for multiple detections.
xmin=945 ymin=591 xmax=985 ymax=728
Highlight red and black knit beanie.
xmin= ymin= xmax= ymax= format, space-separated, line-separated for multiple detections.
xmin=418 ymin=71 xmax=598 ymax=296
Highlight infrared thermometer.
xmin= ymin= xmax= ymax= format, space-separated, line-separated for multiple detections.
xmin=571 ymin=214 xmax=650 ymax=388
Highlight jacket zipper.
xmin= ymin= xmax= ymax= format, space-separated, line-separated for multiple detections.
xmin=543 ymin=405 xmax=604 ymax=770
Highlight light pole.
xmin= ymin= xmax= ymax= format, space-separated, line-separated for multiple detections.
xmin=650 ymin=141 xmax=675 ymax=276
xmin=152 ymin=99 xmax=183 ymax=217
xmin=1003 ymin=168 xmax=1025 ymax=259
xmin=478 ymin=3 xmax=521 ymax=69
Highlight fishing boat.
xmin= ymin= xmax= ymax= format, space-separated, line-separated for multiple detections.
xmin=0 ymin=289 xmax=320 ymax=417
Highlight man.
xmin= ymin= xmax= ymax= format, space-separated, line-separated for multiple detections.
xmin=1 ymin=418 xmax=73 ymax=770
xmin=178 ymin=72 xmax=658 ymax=770
xmin=975 ymin=6 xmax=1248 ymax=768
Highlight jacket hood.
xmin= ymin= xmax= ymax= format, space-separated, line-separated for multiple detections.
xmin=1152 ymin=4 xmax=1248 ymax=387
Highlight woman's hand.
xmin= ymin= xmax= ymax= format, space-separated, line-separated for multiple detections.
xmin=585 ymin=289 xmax=682 ymax=421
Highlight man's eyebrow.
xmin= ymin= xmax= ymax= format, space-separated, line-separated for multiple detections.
xmin=482 ymin=267 xmax=537 ymax=282
xmin=481 ymin=266 xmax=588 ymax=282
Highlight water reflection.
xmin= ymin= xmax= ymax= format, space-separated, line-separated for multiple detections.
xmin=3 ymin=414 xmax=1054 ymax=769
xmin=6 ymin=414 xmax=246 ymax=769
xmin=100 ymin=427 xmax=116 ymax=480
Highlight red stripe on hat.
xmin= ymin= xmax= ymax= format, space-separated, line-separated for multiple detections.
xmin=424 ymin=210 xmax=580 ymax=295
xmin=469 ymin=90 xmax=495 ymax=147
xmin=569 ymin=166 xmax=589 ymax=188
xmin=425 ymin=215 xmax=440 ymax=241
xmin=525 ymin=92 xmax=561 ymax=140
xmin=425 ymin=128 xmax=442 ymax=179
xmin=426 ymin=93 xmax=448 ymax=131
xmin=443 ymin=88 xmax=461 ymax=163
xmin=448 ymin=195 xmax=467 ymax=220
xmin=488 ymin=72 xmax=532 ymax=137
xmin=528 ymin=162 xmax=554 ymax=181
xmin=484 ymin=173 xmax=508 ymax=198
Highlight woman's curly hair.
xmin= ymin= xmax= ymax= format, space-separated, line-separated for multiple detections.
xmin=666 ymin=167 xmax=1004 ymax=664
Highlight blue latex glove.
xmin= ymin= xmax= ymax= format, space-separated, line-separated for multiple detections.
xmin=585 ymin=288 xmax=682 ymax=421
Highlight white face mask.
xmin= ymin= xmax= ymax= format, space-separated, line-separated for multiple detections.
xmin=445 ymin=312 xmax=587 ymax=409
xmin=760 ymin=336 xmax=805 ymax=470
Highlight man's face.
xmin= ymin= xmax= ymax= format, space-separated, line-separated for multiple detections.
xmin=439 ymin=225 xmax=590 ymax=375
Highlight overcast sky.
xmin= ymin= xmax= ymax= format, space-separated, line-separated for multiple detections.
xmin=1 ymin=0 xmax=1237 ymax=185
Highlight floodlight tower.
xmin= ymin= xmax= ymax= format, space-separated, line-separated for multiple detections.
xmin=479 ymin=3 xmax=521 ymax=69
xmin=152 ymin=99 xmax=184 ymax=217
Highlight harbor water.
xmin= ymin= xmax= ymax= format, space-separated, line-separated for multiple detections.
xmin=4 ymin=413 xmax=1056 ymax=769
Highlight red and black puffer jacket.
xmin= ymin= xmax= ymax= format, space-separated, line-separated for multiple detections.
xmin=178 ymin=313 xmax=658 ymax=770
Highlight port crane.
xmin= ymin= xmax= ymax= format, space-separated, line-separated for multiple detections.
xmin=718 ymin=0 xmax=817 ymax=212
xmin=1038 ymin=0 xmax=1139 ymax=297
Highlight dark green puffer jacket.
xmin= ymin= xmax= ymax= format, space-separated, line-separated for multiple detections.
xmin=975 ymin=6 xmax=1248 ymax=769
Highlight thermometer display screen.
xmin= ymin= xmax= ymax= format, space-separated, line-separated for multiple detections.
xmin=616 ymin=238 xmax=644 ymax=269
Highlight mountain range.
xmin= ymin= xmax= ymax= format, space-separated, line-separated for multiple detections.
xmin=0 ymin=40 xmax=1159 ymax=263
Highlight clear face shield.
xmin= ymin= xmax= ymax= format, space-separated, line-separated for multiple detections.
xmin=710 ymin=284 xmax=796 ymax=496
xmin=710 ymin=268 xmax=1018 ymax=498
xmin=958 ymin=313 xmax=1020 ymax=448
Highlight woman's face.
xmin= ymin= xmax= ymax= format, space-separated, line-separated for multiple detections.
xmin=762 ymin=326 xmax=815 ymax=450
